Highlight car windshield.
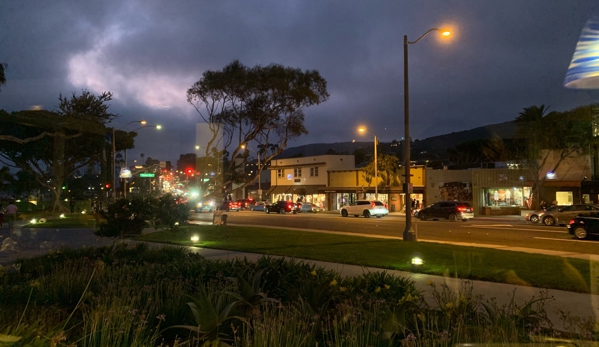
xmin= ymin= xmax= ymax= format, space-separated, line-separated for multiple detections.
xmin=4 ymin=2 xmax=599 ymax=345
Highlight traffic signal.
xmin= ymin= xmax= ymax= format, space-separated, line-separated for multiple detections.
xmin=105 ymin=183 xmax=110 ymax=189
xmin=186 ymin=168 xmax=193 ymax=175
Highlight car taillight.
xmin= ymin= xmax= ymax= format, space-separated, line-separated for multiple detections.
xmin=457 ymin=206 xmax=467 ymax=212
xmin=371 ymin=202 xmax=376 ymax=208
xmin=569 ymin=219 xmax=575 ymax=225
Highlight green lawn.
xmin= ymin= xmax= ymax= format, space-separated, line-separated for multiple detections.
xmin=24 ymin=213 xmax=99 ymax=228
xmin=135 ymin=225 xmax=594 ymax=294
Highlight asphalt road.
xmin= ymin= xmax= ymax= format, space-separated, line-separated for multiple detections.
xmin=191 ymin=210 xmax=599 ymax=256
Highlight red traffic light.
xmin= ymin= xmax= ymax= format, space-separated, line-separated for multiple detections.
xmin=105 ymin=183 xmax=110 ymax=188
xmin=186 ymin=168 xmax=193 ymax=175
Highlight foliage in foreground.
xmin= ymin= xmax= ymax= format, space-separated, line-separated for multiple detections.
xmin=95 ymin=194 xmax=189 ymax=237
xmin=0 ymin=243 xmax=595 ymax=346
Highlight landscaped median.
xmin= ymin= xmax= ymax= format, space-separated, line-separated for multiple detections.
xmin=135 ymin=224 xmax=593 ymax=294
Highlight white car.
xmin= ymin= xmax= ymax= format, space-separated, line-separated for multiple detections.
xmin=340 ymin=200 xmax=388 ymax=218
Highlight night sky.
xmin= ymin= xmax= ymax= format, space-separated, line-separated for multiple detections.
xmin=1 ymin=0 xmax=598 ymax=163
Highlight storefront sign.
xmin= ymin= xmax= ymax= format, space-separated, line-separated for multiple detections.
xmin=324 ymin=190 xmax=336 ymax=193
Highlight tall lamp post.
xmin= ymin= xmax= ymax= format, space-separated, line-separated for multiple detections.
xmin=403 ymin=28 xmax=451 ymax=241
xmin=357 ymin=127 xmax=378 ymax=200
xmin=121 ymin=124 xmax=162 ymax=198
xmin=241 ymin=144 xmax=262 ymax=200
xmin=112 ymin=120 xmax=146 ymax=200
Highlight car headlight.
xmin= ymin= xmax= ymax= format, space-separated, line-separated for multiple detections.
xmin=197 ymin=202 xmax=202 ymax=207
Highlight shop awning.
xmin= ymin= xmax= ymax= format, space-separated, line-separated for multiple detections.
xmin=267 ymin=185 xmax=293 ymax=195
xmin=287 ymin=185 xmax=326 ymax=195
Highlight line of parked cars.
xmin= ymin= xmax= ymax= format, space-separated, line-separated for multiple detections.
xmin=262 ymin=201 xmax=324 ymax=214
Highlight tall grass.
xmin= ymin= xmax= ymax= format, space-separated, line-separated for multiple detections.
xmin=0 ymin=243 xmax=596 ymax=346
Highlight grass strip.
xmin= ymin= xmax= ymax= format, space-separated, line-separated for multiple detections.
xmin=24 ymin=214 xmax=98 ymax=229
xmin=135 ymin=225 xmax=593 ymax=294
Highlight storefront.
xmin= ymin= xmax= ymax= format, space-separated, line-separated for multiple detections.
xmin=472 ymin=168 xmax=533 ymax=215
xmin=267 ymin=185 xmax=327 ymax=209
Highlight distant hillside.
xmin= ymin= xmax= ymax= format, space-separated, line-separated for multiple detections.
xmin=276 ymin=121 xmax=517 ymax=159
xmin=413 ymin=121 xmax=517 ymax=153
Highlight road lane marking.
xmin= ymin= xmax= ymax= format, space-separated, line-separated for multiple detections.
xmin=462 ymin=225 xmax=567 ymax=233
xmin=534 ymin=236 xmax=590 ymax=243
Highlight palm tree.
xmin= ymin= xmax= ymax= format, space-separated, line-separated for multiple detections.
xmin=0 ymin=62 xmax=7 ymax=91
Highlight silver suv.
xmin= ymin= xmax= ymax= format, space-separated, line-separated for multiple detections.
xmin=340 ymin=200 xmax=389 ymax=218
xmin=538 ymin=204 xmax=599 ymax=226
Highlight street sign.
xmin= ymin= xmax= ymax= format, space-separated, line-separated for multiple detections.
xmin=139 ymin=173 xmax=155 ymax=178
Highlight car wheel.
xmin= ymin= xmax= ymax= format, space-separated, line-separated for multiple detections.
xmin=363 ymin=210 xmax=371 ymax=218
xmin=281 ymin=209 xmax=285 ymax=214
xmin=574 ymin=226 xmax=588 ymax=240
xmin=462 ymin=219 xmax=468 ymax=222
xmin=376 ymin=215 xmax=382 ymax=218
xmin=448 ymin=213 xmax=458 ymax=221
xmin=543 ymin=216 xmax=555 ymax=226
xmin=419 ymin=213 xmax=427 ymax=221
xmin=341 ymin=209 xmax=348 ymax=217
xmin=265 ymin=208 xmax=270 ymax=214
xmin=529 ymin=215 xmax=539 ymax=223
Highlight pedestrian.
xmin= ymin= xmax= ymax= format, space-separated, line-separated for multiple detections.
xmin=5 ymin=201 xmax=18 ymax=229
xmin=411 ymin=199 xmax=415 ymax=209
xmin=0 ymin=203 xmax=4 ymax=228
xmin=69 ymin=199 xmax=76 ymax=214
xmin=415 ymin=200 xmax=420 ymax=210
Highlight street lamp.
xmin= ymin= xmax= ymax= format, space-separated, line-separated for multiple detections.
xmin=403 ymin=28 xmax=451 ymax=241
xmin=357 ymin=126 xmax=378 ymax=200
xmin=241 ymin=144 xmax=262 ymax=200
xmin=121 ymin=124 xmax=162 ymax=198
xmin=112 ymin=120 xmax=146 ymax=200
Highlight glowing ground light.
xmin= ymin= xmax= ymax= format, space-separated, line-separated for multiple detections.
xmin=59 ymin=214 xmax=66 ymax=219
xmin=190 ymin=235 xmax=200 ymax=242
xmin=564 ymin=17 xmax=599 ymax=89
xmin=411 ymin=252 xmax=424 ymax=272
xmin=30 ymin=219 xmax=37 ymax=224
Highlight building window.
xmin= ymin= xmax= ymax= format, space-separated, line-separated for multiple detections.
xmin=294 ymin=168 xmax=302 ymax=177
xmin=310 ymin=167 xmax=319 ymax=177
xmin=277 ymin=169 xmax=283 ymax=178
xmin=314 ymin=167 xmax=319 ymax=177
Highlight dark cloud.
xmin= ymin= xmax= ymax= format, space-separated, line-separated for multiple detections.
xmin=1 ymin=0 xmax=598 ymax=162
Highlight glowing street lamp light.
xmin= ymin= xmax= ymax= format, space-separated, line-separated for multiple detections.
xmin=357 ymin=126 xmax=378 ymax=200
xmin=241 ymin=144 xmax=262 ymax=200
xmin=112 ymin=120 xmax=146 ymax=200
xmin=403 ymin=28 xmax=452 ymax=241
xmin=120 ymin=124 xmax=162 ymax=198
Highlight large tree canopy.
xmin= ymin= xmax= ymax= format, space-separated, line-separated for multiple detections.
xmin=0 ymin=90 xmax=118 ymax=211
xmin=187 ymin=60 xmax=329 ymax=197
xmin=515 ymin=104 xmax=597 ymax=207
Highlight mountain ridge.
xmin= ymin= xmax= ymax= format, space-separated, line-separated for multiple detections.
xmin=277 ymin=120 xmax=518 ymax=159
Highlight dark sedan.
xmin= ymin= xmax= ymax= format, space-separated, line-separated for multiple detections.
xmin=265 ymin=201 xmax=298 ymax=214
xmin=567 ymin=213 xmax=599 ymax=239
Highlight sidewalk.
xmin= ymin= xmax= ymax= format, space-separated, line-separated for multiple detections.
xmin=1 ymin=220 xmax=597 ymax=329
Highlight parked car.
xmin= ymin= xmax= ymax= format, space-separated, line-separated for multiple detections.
xmin=219 ymin=200 xmax=241 ymax=212
xmin=417 ymin=201 xmax=474 ymax=222
xmin=538 ymin=204 xmax=599 ymax=226
xmin=265 ymin=201 xmax=298 ymax=214
xmin=339 ymin=200 xmax=388 ymax=218
xmin=250 ymin=201 xmax=266 ymax=211
xmin=567 ymin=213 xmax=599 ymax=239
xmin=195 ymin=200 xmax=216 ymax=212
xmin=298 ymin=203 xmax=322 ymax=213
xmin=236 ymin=198 xmax=255 ymax=210
xmin=524 ymin=206 xmax=558 ymax=224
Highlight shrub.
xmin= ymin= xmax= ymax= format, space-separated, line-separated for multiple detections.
xmin=94 ymin=198 xmax=154 ymax=237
